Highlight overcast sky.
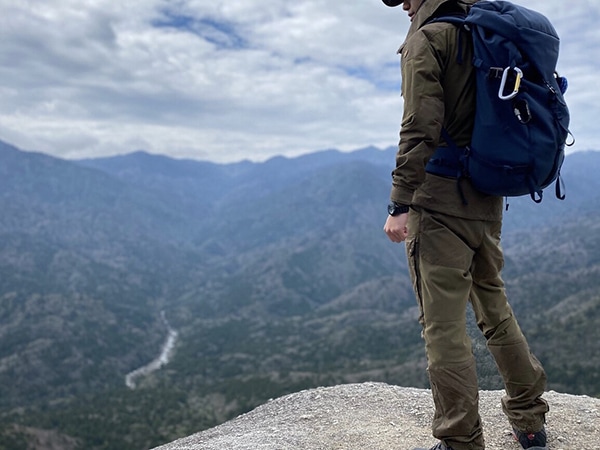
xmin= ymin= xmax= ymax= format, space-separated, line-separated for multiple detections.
xmin=0 ymin=0 xmax=597 ymax=163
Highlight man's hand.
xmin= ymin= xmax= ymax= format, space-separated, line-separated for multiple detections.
xmin=383 ymin=213 xmax=409 ymax=243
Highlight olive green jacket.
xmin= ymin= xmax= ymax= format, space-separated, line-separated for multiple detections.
xmin=390 ymin=0 xmax=502 ymax=220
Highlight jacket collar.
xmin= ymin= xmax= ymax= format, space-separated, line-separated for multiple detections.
xmin=399 ymin=0 xmax=475 ymax=50
xmin=405 ymin=0 xmax=450 ymax=41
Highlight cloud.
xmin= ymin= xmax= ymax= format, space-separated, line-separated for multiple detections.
xmin=0 ymin=0 xmax=596 ymax=162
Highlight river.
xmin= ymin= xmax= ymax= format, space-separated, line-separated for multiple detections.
xmin=125 ymin=311 xmax=178 ymax=389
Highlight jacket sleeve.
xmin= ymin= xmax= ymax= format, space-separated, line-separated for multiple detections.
xmin=390 ymin=30 xmax=445 ymax=205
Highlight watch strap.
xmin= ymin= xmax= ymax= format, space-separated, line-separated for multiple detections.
xmin=388 ymin=202 xmax=410 ymax=216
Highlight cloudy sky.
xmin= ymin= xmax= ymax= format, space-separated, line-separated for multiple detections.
xmin=0 ymin=0 xmax=597 ymax=163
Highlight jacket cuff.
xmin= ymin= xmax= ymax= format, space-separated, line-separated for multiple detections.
xmin=390 ymin=187 xmax=414 ymax=206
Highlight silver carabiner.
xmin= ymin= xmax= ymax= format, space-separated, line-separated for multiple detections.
xmin=498 ymin=66 xmax=523 ymax=100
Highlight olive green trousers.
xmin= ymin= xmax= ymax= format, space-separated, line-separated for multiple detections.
xmin=405 ymin=207 xmax=548 ymax=450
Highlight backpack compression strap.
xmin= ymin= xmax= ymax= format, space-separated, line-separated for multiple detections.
xmin=425 ymin=128 xmax=470 ymax=204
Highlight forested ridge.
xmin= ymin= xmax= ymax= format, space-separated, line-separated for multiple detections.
xmin=0 ymin=140 xmax=598 ymax=449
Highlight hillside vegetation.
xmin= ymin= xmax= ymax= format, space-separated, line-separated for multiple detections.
xmin=0 ymin=140 xmax=598 ymax=449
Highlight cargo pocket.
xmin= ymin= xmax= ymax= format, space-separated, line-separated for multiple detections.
xmin=406 ymin=212 xmax=424 ymax=330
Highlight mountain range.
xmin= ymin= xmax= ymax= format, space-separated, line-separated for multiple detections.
xmin=0 ymin=139 xmax=598 ymax=450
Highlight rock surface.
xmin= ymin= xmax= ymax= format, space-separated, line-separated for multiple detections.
xmin=152 ymin=382 xmax=599 ymax=450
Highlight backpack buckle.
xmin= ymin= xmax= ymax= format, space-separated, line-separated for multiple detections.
xmin=488 ymin=67 xmax=504 ymax=79
xmin=498 ymin=66 xmax=523 ymax=100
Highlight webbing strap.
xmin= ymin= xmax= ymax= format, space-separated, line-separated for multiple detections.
xmin=425 ymin=147 xmax=464 ymax=178
xmin=425 ymin=128 xmax=470 ymax=204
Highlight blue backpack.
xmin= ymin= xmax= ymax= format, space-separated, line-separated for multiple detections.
xmin=425 ymin=0 xmax=572 ymax=203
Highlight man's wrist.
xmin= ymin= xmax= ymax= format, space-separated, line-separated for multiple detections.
xmin=387 ymin=202 xmax=410 ymax=216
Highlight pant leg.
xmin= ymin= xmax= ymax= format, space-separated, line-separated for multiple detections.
xmin=469 ymin=220 xmax=548 ymax=433
xmin=406 ymin=208 xmax=484 ymax=450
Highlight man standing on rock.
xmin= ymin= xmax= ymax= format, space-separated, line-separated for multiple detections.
xmin=382 ymin=1 xmax=549 ymax=449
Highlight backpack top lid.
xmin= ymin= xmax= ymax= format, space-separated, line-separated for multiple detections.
xmin=467 ymin=0 xmax=561 ymax=79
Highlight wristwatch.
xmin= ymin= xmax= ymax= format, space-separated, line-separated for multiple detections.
xmin=387 ymin=202 xmax=410 ymax=216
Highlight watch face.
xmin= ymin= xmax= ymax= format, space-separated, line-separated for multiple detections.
xmin=388 ymin=203 xmax=408 ymax=216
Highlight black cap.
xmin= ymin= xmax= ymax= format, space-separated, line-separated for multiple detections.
xmin=382 ymin=0 xmax=402 ymax=6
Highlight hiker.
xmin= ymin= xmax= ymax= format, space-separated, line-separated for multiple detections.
xmin=382 ymin=1 xmax=549 ymax=449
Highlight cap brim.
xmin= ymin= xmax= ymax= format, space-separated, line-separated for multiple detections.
xmin=382 ymin=0 xmax=403 ymax=6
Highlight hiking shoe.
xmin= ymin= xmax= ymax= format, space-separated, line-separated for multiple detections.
xmin=512 ymin=426 xmax=547 ymax=449
xmin=413 ymin=442 xmax=452 ymax=450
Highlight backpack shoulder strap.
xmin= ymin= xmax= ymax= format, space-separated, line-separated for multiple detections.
xmin=424 ymin=0 xmax=469 ymax=28
xmin=426 ymin=13 xmax=467 ymax=27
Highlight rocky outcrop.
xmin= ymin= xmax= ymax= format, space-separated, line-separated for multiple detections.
xmin=152 ymin=382 xmax=599 ymax=450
